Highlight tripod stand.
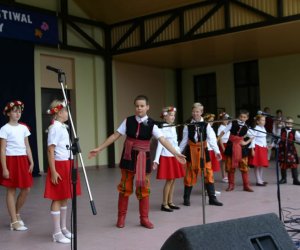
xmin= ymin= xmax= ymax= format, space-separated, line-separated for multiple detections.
xmin=48 ymin=67 xmax=97 ymax=250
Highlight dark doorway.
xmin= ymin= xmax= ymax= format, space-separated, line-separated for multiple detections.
xmin=194 ymin=73 xmax=217 ymax=114
xmin=234 ymin=60 xmax=260 ymax=122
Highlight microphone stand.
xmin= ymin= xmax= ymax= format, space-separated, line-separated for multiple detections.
xmin=53 ymin=70 xmax=97 ymax=250
xmin=245 ymin=125 xmax=300 ymax=222
xmin=196 ymin=123 xmax=206 ymax=225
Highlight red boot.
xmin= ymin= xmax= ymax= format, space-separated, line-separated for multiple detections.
xmin=242 ymin=172 xmax=254 ymax=192
xmin=139 ymin=197 xmax=154 ymax=229
xmin=116 ymin=193 xmax=129 ymax=228
xmin=226 ymin=172 xmax=235 ymax=191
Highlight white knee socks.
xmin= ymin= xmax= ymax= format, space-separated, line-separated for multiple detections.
xmin=60 ymin=206 xmax=67 ymax=230
xmin=51 ymin=211 xmax=61 ymax=235
xmin=255 ymin=167 xmax=264 ymax=184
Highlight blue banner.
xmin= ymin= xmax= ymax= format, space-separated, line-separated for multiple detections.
xmin=0 ymin=4 xmax=58 ymax=45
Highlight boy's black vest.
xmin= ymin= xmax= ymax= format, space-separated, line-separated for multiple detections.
xmin=225 ymin=120 xmax=249 ymax=157
xmin=184 ymin=120 xmax=210 ymax=163
xmin=278 ymin=128 xmax=299 ymax=164
xmin=119 ymin=116 xmax=154 ymax=173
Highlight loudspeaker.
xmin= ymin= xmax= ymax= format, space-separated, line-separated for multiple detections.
xmin=161 ymin=213 xmax=296 ymax=250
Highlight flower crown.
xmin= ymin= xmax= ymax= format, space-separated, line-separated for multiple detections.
xmin=204 ymin=113 xmax=215 ymax=122
xmin=47 ymin=102 xmax=67 ymax=115
xmin=160 ymin=106 xmax=177 ymax=118
xmin=3 ymin=100 xmax=24 ymax=115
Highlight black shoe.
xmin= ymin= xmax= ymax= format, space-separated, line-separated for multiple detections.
xmin=209 ymin=196 xmax=223 ymax=206
xmin=263 ymin=181 xmax=268 ymax=185
xmin=256 ymin=183 xmax=266 ymax=186
xmin=183 ymin=200 xmax=190 ymax=206
xmin=293 ymin=179 xmax=300 ymax=185
xmin=161 ymin=204 xmax=173 ymax=212
xmin=168 ymin=203 xmax=180 ymax=210
xmin=279 ymin=179 xmax=287 ymax=184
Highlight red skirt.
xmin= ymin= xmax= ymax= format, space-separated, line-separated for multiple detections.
xmin=219 ymin=143 xmax=227 ymax=160
xmin=0 ymin=156 xmax=33 ymax=188
xmin=209 ymin=150 xmax=220 ymax=172
xmin=44 ymin=160 xmax=81 ymax=200
xmin=157 ymin=156 xmax=185 ymax=179
xmin=248 ymin=145 xmax=269 ymax=167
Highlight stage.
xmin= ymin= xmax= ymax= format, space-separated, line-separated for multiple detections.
xmin=0 ymin=161 xmax=299 ymax=250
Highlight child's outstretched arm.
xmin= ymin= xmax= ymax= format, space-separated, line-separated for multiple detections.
xmin=89 ymin=131 xmax=122 ymax=159
xmin=158 ymin=136 xmax=186 ymax=164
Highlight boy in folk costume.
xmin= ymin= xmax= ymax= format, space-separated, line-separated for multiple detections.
xmin=219 ymin=110 xmax=253 ymax=192
xmin=89 ymin=95 xmax=186 ymax=229
xmin=179 ymin=103 xmax=223 ymax=207
xmin=278 ymin=117 xmax=300 ymax=185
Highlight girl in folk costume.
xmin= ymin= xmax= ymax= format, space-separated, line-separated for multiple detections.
xmin=44 ymin=100 xmax=81 ymax=244
xmin=179 ymin=103 xmax=223 ymax=207
xmin=0 ymin=100 xmax=34 ymax=231
xmin=219 ymin=109 xmax=254 ymax=192
xmin=277 ymin=117 xmax=300 ymax=185
xmin=89 ymin=95 xmax=185 ymax=229
xmin=153 ymin=106 xmax=185 ymax=212
xmin=248 ymin=115 xmax=270 ymax=186
xmin=217 ymin=113 xmax=230 ymax=183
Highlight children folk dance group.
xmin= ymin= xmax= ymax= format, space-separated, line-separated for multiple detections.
xmin=1 ymin=95 xmax=300 ymax=244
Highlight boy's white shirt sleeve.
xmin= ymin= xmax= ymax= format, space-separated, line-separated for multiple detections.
xmin=116 ymin=119 xmax=127 ymax=135
xmin=206 ymin=124 xmax=220 ymax=154
xmin=295 ymin=131 xmax=300 ymax=142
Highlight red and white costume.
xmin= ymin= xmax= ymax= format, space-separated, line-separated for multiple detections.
xmin=249 ymin=125 xmax=269 ymax=167
xmin=0 ymin=123 xmax=32 ymax=188
xmin=217 ymin=124 xmax=230 ymax=160
xmin=153 ymin=124 xmax=184 ymax=179
xmin=44 ymin=120 xmax=81 ymax=200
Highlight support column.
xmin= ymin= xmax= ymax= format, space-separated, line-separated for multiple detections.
xmin=105 ymin=28 xmax=115 ymax=168
xmin=175 ymin=68 xmax=183 ymax=141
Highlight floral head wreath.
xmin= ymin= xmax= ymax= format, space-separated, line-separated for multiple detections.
xmin=160 ymin=106 xmax=177 ymax=119
xmin=3 ymin=100 xmax=24 ymax=115
xmin=47 ymin=102 xmax=67 ymax=115
xmin=204 ymin=113 xmax=215 ymax=122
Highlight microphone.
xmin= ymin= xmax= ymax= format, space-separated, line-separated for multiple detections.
xmin=224 ymin=113 xmax=232 ymax=120
xmin=257 ymin=110 xmax=275 ymax=117
xmin=46 ymin=65 xmax=64 ymax=74
xmin=153 ymin=120 xmax=165 ymax=128
xmin=142 ymin=119 xmax=165 ymax=128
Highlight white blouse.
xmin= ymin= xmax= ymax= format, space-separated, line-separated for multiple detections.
xmin=217 ymin=124 xmax=230 ymax=143
xmin=48 ymin=120 xmax=72 ymax=160
xmin=153 ymin=125 xmax=180 ymax=164
xmin=250 ymin=125 xmax=267 ymax=148
xmin=0 ymin=123 xmax=30 ymax=156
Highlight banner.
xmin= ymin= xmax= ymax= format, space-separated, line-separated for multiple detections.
xmin=0 ymin=4 xmax=58 ymax=45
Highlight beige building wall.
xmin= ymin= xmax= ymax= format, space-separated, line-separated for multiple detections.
xmin=112 ymin=61 xmax=176 ymax=162
xmin=259 ymin=53 xmax=300 ymax=120
xmin=182 ymin=64 xmax=235 ymax=119
xmin=34 ymin=47 xmax=107 ymax=171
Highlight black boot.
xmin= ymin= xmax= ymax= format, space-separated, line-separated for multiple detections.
xmin=183 ymin=186 xmax=193 ymax=206
xmin=279 ymin=169 xmax=287 ymax=184
xmin=206 ymin=183 xmax=223 ymax=206
xmin=291 ymin=168 xmax=300 ymax=185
